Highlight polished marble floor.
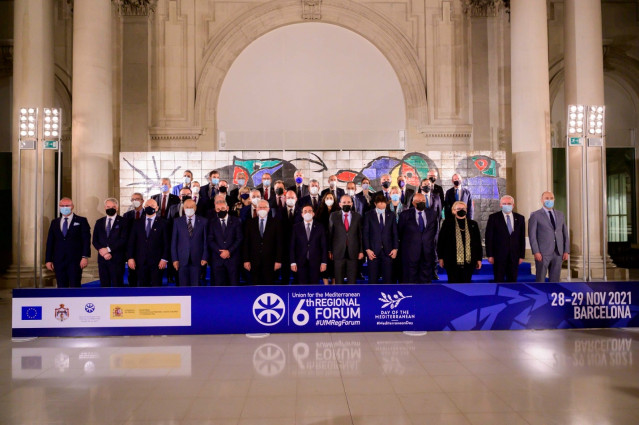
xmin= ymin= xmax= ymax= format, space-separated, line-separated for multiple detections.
xmin=1 ymin=289 xmax=639 ymax=425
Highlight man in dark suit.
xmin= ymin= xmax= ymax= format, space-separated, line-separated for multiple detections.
xmin=258 ymin=172 xmax=276 ymax=205
xmin=92 ymin=198 xmax=128 ymax=287
xmin=398 ymin=193 xmax=438 ymax=283
xmin=152 ymin=178 xmax=180 ymax=218
xmin=288 ymin=169 xmax=309 ymax=199
xmin=190 ymin=181 xmax=206 ymax=217
xmin=123 ymin=192 xmax=145 ymax=286
xmin=290 ymin=205 xmax=327 ymax=285
xmin=275 ymin=190 xmax=302 ymax=284
xmin=127 ymin=199 xmax=170 ymax=286
xmin=396 ymin=175 xmax=415 ymax=207
xmin=363 ymin=195 xmax=398 ymax=283
xmin=529 ymin=191 xmax=570 ymax=282
xmin=217 ymin=180 xmax=234 ymax=208
xmin=329 ymin=195 xmax=364 ymax=284
xmin=355 ymin=177 xmax=373 ymax=215
xmin=199 ymin=169 xmax=220 ymax=213
xmin=299 ymin=179 xmax=322 ymax=212
xmin=427 ymin=170 xmax=445 ymax=207
xmin=374 ymin=173 xmax=392 ymax=203
xmin=444 ymin=173 xmax=474 ymax=220
xmin=271 ymin=180 xmax=287 ymax=209
xmin=171 ymin=199 xmax=208 ymax=286
xmin=45 ymin=197 xmax=91 ymax=288
xmin=485 ymin=195 xmax=526 ymax=283
xmin=229 ymin=171 xmax=249 ymax=204
xmin=321 ymin=175 xmax=345 ymax=202
xmin=423 ymin=179 xmax=443 ymax=279
xmin=243 ymin=200 xmax=283 ymax=284
xmin=208 ymin=194 xmax=243 ymax=286
xmin=167 ymin=187 xmax=192 ymax=219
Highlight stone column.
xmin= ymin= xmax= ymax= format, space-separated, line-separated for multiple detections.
xmin=510 ymin=0 xmax=551 ymax=221
xmin=71 ymin=0 xmax=113 ymax=280
xmin=5 ymin=0 xmax=55 ymax=288
xmin=564 ymin=0 xmax=624 ymax=279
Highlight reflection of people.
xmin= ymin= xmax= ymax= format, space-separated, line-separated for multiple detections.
xmin=45 ymin=197 xmax=91 ymax=288
xmin=528 ymin=191 xmax=570 ymax=283
xmin=207 ymin=195 xmax=243 ymax=286
xmin=329 ymin=195 xmax=363 ymax=284
xmin=437 ymin=201 xmax=482 ymax=283
xmin=290 ymin=206 xmax=327 ymax=285
xmin=444 ymin=173 xmax=473 ymax=220
xmin=485 ymin=195 xmax=526 ymax=283
xmin=363 ymin=195 xmax=398 ymax=284
xmin=398 ymin=193 xmax=437 ymax=283
xmin=92 ymin=198 xmax=128 ymax=287
xmin=243 ymin=200 xmax=282 ymax=284
xmin=171 ymin=200 xmax=208 ymax=286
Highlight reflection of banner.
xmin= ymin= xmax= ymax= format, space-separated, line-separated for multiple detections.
xmin=12 ymin=282 xmax=639 ymax=337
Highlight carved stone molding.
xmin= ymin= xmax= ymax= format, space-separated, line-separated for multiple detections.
xmin=420 ymin=125 xmax=473 ymax=139
xmin=149 ymin=127 xmax=204 ymax=141
xmin=462 ymin=0 xmax=509 ymax=17
xmin=302 ymin=0 xmax=322 ymax=20
xmin=114 ymin=0 xmax=157 ymax=16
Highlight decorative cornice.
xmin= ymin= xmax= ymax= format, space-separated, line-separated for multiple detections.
xmin=114 ymin=0 xmax=157 ymax=16
xmin=420 ymin=125 xmax=473 ymax=139
xmin=302 ymin=0 xmax=322 ymax=20
xmin=462 ymin=0 xmax=509 ymax=17
xmin=149 ymin=127 xmax=203 ymax=141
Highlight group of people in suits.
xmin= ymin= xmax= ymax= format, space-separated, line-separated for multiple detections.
xmin=45 ymin=167 xmax=570 ymax=288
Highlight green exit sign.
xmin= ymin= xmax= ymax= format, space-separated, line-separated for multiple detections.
xmin=569 ymin=137 xmax=583 ymax=147
xmin=43 ymin=140 xmax=58 ymax=149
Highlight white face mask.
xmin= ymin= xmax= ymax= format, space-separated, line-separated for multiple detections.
xmin=329 ymin=181 xmax=337 ymax=189
xmin=310 ymin=187 xmax=319 ymax=195
xmin=131 ymin=200 xmax=141 ymax=209
xmin=184 ymin=208 xmax=195 ymax=217
xmin=251 ymin=197 xmax=261 ymax=206
xmin=347 ymin=189 xmax=355 ymax=196
xmin=192 ymin=187 xmax=200 ymax=194
xmin=286 ymin=198 xmax=296 ymax=207
xmin=303 ymin=213 xmax=313 ymax=222
xmin=184 ymin=176 xmax=191 ymax=184
xmin=257 ymin=209 xmax=268 ymax=219
xmin=325 ymin=199 xmax=334 ymax=207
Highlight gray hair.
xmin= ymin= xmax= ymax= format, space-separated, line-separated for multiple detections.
xmin=104 ymin=197 xmax=119 ymax=207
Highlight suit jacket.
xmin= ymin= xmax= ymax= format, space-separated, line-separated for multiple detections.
xmin=228 ymin=186 xmax=248 ymax=204
xmin=123 ymin=208 xmax=144 ymax=222
xmin=191 ymin=195 xmax=207 ymax=217
xmin=243 ymin=216 xmax=283 ymax=265
xmin=198 ymin=183 xmax=217 ymax=210
xmin=92 ymin=215 xmax=129 ymax=263
xmin=528 ymin=208 xmax=570 ymax=256
xmin=208 ymin=214 xmax=243 ymax=263
xmin=424 ymin=192 xmax=443 ymax=224
xmin=290 ymin=221 xmax=327 ymax=267
xmin=354 ymin=191 xmax=373 ymax=215
xmin=485 ymin=211 xmax=526 ymax=261
xmin=398 ymin=208 xmax=438 ymax=263
xmin=299 ymin=194 xmax=322 ymax=212
xmin=444 ymin=186 xmax=474 ymax=220
xmin=437 ymin=217 xmax=483 ymax=266
xmin=328 ymin=210 xmax=363 ymax=260
xmin=362 ymin=209 xmax=398 ymax=256
xmin=288 ymin=183 xmax=309 ymax=199
xmin=127 ymin=216 xmax=170 ymax=265
xmin=399 ymin=187 xmax=415 ymax=207
xmin=152 ymin=193 xmax=180 ymax=218
xmin=171 ymin=182 xmax=192 ymax=196
xmin=258 ymin=186 xmax=276 ymax=204
xmin=373 ymin=190 xmax=393 ymax=204
xmin=45 ymin=214 xmax=92 ymax=264
xmin=321 ymin=187 xmax=345 ymax=203
xmin=171 ymin=215 xmax=208 ymax=265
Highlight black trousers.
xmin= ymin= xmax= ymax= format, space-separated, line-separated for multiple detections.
xmin=97 ymin=259 xmax=125 ymax=287
xmin=136 ymin=262 xmax=164 ymax=287
xmin=402 ymin=257 xmax=432 ymax=284
xmin=367 ymin=254 xmax=393 ymax=284
xmin=250 ymin=261 xmax=276 ymax=285
xmin=54 ymin=260 xmax=83 ymax=288
xmin=296 ymin=260 xmax=322 ymax=285
xmin=178 ymin=261 xmax=201 ymax=286
xmin=493 ymin=255 xmax=520 ymax=283
xmin=446 ymin=264 xmax=475 ymax=283
xmin=334 ymin=258 xmax=358 ymax=284
xmin=212 ymin=259 xmax=239 ymax=286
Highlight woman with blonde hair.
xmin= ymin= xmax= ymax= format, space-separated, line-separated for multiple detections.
xmin=437 ymin=201 xmax=482 ymax=283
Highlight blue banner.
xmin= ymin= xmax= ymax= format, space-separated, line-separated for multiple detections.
xmin=12 ymin=282 xmax=639 ymax=337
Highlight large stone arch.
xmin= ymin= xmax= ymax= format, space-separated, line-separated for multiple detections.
xmin=194 ymin=0 xmax=428 ymax=146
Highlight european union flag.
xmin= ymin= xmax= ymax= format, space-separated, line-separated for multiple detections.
xmin=21 ymin=306 xmax=42 ymax=320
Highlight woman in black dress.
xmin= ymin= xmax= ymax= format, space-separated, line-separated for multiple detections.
xmin=437 ymin=201 xmax=482 ymax=283
xmin=316 ymin=192 xmax=341 ymax=285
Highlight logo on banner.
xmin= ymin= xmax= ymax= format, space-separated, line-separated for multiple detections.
xmin=84 ymin=303 xmax=96 ymax=313
xmin=379 ymin=291 xmax=412 ymax=309
xmin=376 ymin=291 xmax=415 ymax=326
xmin=54 ymin=304 xmax=70 ymax=322
xmin=253 ymin=293 xmax=285 ymax=326
xmin=112 ymin=306 xmax=124 ymax=318
xmin=21 ymin=306 xmax=42 ymax=321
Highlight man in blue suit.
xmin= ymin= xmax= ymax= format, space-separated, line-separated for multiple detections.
xmin=208 ymin=194 xmax=243 ymax=285
xmin=528 ymin=191 xmax=570 ymax=282
xmin=444 ymin=173 xmax=474 ymax=220
xmin=92 ymin=198 xmax=129 ymax=287
xmin=485 ymin=195 xmax=526 ymax=282
xmin=45 ymin=197 xmax=91 ymax=288
xmin=290 ymin=205 xmax=327 ymax=285
xmin=127 ymin=199 xmax=170 ymax=286
xmin=171 ymin=199 xmax=208 ymax=286
xmin=398 ymin=193 xmax=438 ymax=283
xmin=363 ymin=195 xmax=398 ymax=283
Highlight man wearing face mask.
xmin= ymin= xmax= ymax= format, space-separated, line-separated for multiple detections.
xmin=275 ymin=190 xmax=302 ymax=284
xmin=229 ymin=171 xmax=249 ymax=203
xmin=444 ymin=173 xmax=474 ymax=220
xmin=190 ymin=181 xmax=205 ymax=216
xmin=208 ymin=194 xmax=243 ymax=286
xmin=171 ymin=199 xmax=208 ymax=286
xmin=168 ymin=187 xmax=192 ymax=219
xmin=290 ymin=205 xmax=327 ymax=285
xmin=218 ymin=179 xmax=233 ymax=208
xmin=243 ymin=200 xmax=282 ymax=284
xmin=528 ymin=191 xmax=569 ymax=283
xmin=200 ymin=169 xmax=220 ymax=212
xmin=396 ymin=175 xmax=415 ymax=207
xmin=123 ymin=193 xmax=145 ymax=286
xmin=486 ymin=195 xmax=526 ymax=283
xmin=437 ymin=201 xmax=483 ymax=283
xmin=258 ymin=172 xmax=276 ymax=203
xmin=288 ymin=170 xmax=309 ymax=199
xmin=375 ymin=173 xmax=393 ymax=203
xmin=363 ymin=195 xmax=398 ymax=284
xmin=420 ymin=178 xmax=443 ymax=279
xmin=45 ymin=198 xmax=91 ymax=288
xmin=171 ymin=170 xmax=194 ymax=196
xmin=329 ymin=195 xmax=364 ymax=284
xmin=247 ymin=189 xmax=263 ymax=220
xmin=300 ymin=179 xmax=322 ymax=212
xmin=271 ymin=180 xmax=287 ymax=209
xmin=426 ymin=169 xmax=445 ymax=207
xmin=92 ymin=198 xmax=128 ymax=287
xmin=398 ymin=193 xmax=438 ymax=283
xmin=321 ymin=175 xmax=345 ymax=201
xmin=345 ymin=182 xmax=362 ymax=215
xmin=355 ymin=177 xmax=373 ymax=214
xmin=152 ymin=178 xmax=180 ymax=218
xmin=127 ymin=199 xmax=170 ymax=287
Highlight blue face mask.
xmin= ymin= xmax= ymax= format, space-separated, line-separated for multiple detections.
xmin=376 ymin=208 xmax=385 ymax=215
xmin=295 ymin=177 xmax=303 ymax=184
xmin=263 ymin=179 xmax=271 ymax=186
xmin=211 ymin=178 xmax=219 ymax=185
xmin=544 ymin=200 xmax=554 ymax=209
xmin=161 ymin=185 xmax=169 ymax=193
xmin=390 ymin=194 xmax=400 ymax=202
xmin=501 ymin=205 xmax=513 ymax=214
xmin=362 ymin=183 xmax=370 ymax=191
xmin=238 ymin=179 xmax=246 ymax=186
xmin=59 ymin=206 xmax=72 ymax=216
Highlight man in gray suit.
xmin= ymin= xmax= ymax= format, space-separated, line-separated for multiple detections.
xmin=528 ymin=191 xmax=570 ymax=282
xmin=329 ymin=195 xmax=364 ymax=284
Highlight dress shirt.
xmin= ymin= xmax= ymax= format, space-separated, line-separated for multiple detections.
xmin=60 ymin=213 xmax=74 ymax=232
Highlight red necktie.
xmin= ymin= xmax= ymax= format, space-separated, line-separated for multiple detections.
xmin=264 ymin=190 xmax=269 ymax=201
xmin=161 ymin=195 xmax=167 ymax=217
xmin=253 ymin=209 xmax=257 ymax=218
xmin=344 ymin=213 xmax=349 ymax=232
xmin=135 ymin=210 xmax=140 ymax=220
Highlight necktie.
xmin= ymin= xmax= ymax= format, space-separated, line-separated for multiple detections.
xmin=401 ymin=191 xmax=405 ymax=203
xmin=306 ymin=223 xmax=311 ymax=240
xmin=418 ymin=212 xmax=425 ymax=233
xmin=507 ymin=214 xmax=513 ymax=235
xmin=426 ymin=196 xmax=430 ymax=208
xmin=379 ymin=213 xmax=384 ymax=232
xmin=221 ymin=218 xmax=227 ymax=234
xmin=253 ymin=209 xmax=257 ymax=218
xmin=209 ymin=184 xmax=214 ymax=198
xmin=385 ymin=191 xmax=389 ymax=201
xmin=312 ymin=197 xmax=318 ymax=210
xmin=161 ymin=195 xmax=167 ymax=217
xmin=297 ymin=186 xmax=302 ymax=198
xmin=264 ymin=189 xmax=269 ymax=201
xmin=193 ymin=196 xmax=197 ymax=203
xmin=289 ymin=209 xmax=293 ymax=220
xmin=260 ymin=219 xmax=265 ymax=237
xmin=187 ymin=217 xmax=193 ymax=237
xmin=136 ymin=210 xmax=140 ymax=220
xmin=344 ymin=213 xmax=349 ymax=232
xmin=62 ymin=217 xmax=68 ymax=237
xmin=455 ymin=189 xmax=459 ymax=201
xmin=549 ymin=211 xmax=556 ymax=230
xmin=106 ymin=218 xmax=112 ymax=238
xmin=146 ymin=218 xmax=152 ymax=238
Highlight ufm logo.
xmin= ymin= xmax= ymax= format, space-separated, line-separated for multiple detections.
xmin=379 ymin=291 xmax=412 ymax=310
xmin=84 ymin=303 xmax=96 ymax=314
xmin=253 ymin=293 xmax=285 ymax=326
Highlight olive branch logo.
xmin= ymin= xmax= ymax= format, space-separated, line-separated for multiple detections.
xmin=379 ymin=291 xmax=412 ymax=310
